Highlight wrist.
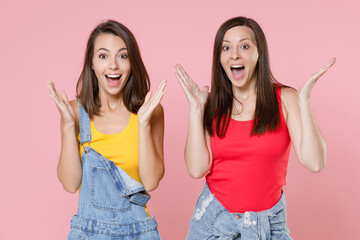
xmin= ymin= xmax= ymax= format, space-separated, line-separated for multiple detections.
xmin=190 ymin=104 xmax=205 ymax=112
xmin=61 ymin=122 xmax=76 ymax=132
xmin=138 ymin=118 xmax=151 ymax=128
xmin=297 ymin=95 xmax=310 ymax=106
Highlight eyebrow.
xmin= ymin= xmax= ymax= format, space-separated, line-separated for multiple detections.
xmin=96 ymin=47 xmax=127 ymax=53
xmin=223 ymin=38 xmax=251 ymax=43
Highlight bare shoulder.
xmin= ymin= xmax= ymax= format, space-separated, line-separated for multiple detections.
xmin=281 ymin=87 xmax=298 ymax=106
xmin=69 ymin=100 xmax=79 ymax=116
xmin=281 ymin=86 xmax=297 ymax=100
xmin=280 ymin=87 xmax=298 ymax=122
xmin=69 ymin=99 xmax=80 ymax=133
xmin=153 ymin=104 xmax=164 ymax=119
xmin=150 ymin=104 xmax=164 ymax=131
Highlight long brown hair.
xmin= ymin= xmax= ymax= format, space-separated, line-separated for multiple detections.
xmin=76 ymin=20 xmax=150 ymax=117
xmin=204 ymin=16 xmax=284 ymax=137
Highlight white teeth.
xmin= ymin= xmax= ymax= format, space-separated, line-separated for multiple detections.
xmin=106 ymin=74 xmax=121 ymax=78
xmin=231 ymin=65 xmax=243 ymax=68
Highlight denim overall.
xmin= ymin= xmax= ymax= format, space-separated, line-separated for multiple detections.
xmin=68 ymin=102 xmax=160 ymax=240
xmin=186 ymin=184 xmax=292 ymax=240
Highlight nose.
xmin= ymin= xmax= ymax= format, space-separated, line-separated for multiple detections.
xmin=109 ymin=57 xmax=119 ymax=70
xmin=231 ymin=47 xmax=241 ymax=60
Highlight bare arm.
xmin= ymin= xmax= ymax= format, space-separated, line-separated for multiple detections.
xmin=282 ymin=58 xmax=335 ymax=172
xmin=137 ymin=80 xmax=166 ymax=191
xmin=47 ymin=81 xmax=82 ymax=193
xmin=175 ymin=64 xmax=212 ymax=179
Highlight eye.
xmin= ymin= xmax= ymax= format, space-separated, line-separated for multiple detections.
xmin=241 ymin=44 xmax=249 ymax=50
xmin=99 ymin=54 xmax=107 ymax=59
xmin=119 ymin=54 xmax=128 ymax=59
xmin=222 ymin=46 xmax=230 ymax=51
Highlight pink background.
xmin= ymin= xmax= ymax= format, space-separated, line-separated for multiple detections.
xmin=0 ymin=0 xmax=359 ymax=239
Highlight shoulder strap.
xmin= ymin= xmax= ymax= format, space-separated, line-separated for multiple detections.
xmin=78 ymin=100 xmax=91 ymax=144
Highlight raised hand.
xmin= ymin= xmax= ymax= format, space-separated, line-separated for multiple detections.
xmin=175 ymin=64 xmax=209 ymax=109
xmin=298 ymin=58 xmax=336 ymax=101
xmin=47 ymin=81 xmax=75 ymax=127
xmin=137 ymin=79 xmax=167 ymax=126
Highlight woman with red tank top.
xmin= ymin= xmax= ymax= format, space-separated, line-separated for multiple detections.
xmin=176 ymin=16 xmax=335 ymax=239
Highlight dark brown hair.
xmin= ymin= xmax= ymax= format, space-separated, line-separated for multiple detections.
xmin=204 ymin=16 xmax=284 ymax=137
xmin=76 ymin=20 xmax=150 ymax=117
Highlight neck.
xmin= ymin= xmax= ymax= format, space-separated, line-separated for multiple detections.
xmin=99 ymin=91 xmax=124 ymax=112
xmin=232 ymin=79 xmax=256 ymax=102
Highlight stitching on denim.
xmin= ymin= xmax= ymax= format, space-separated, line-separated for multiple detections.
xmin=90 ymin=167 xmax=132 ymax=212
xmin=71 ymin=225 xmax=158 ymax=237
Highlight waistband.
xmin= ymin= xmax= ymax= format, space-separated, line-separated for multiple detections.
xmin=189 ymin=184 xmax=290 ymax=239
xmin=204 ymin=183 xmax=286 ymax=216
xmin=70 ymin=215 xmax=158 ymax=236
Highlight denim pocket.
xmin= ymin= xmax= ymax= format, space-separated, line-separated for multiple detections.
xmin=91 ymin=167 xmax=131 ymax=212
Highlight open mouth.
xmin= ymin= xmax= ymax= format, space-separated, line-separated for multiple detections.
xmin=105 ymin=74 xmax=122 ymax=86
xmin=230 ymin=65 xmax=245 ymax=79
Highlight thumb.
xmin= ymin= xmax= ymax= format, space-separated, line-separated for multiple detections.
xmin=143 ymin=91 xmax=152 ymax=105
xmin=203 ymin=86 xmax=209 ymax=93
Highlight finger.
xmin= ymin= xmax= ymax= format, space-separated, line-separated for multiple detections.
xmin=153 ymin=83 xmax=166 ymax=103
xmin=175 ymin=70 xmax=189 ymax=87
xmin=60 ymin=90 xmax=74 ymax=114
xmin=49 ymin=92 xmax=61 ymax=106
xmin=48 ymin=82 xmax=70 ymax=110
xmin=154 ymin=79 xmax=167 ymax=97
xmin=47 ymin=81 xmax=58 ymax=94
xmin=325 ymin=57 xmax=336 ymax=68
xmin=60 ymin=90 xmax=70 ymax=104
xmin=49 ymin=92 xmax=67 ymax=112
xmin=175 ymin=64 xmax=191 ymax=83
xmin=147 ymin=90 xmax=165 ymax=115
xmin=47 ymin=81 xmax=62 ymax=102
xmin=143 ymin=91 xmax=152 ymax=105
xmin=176 ymin=65 xmax=200 ymax=90
xmin=146 ymin=79 xmax=167 ymax=107
xmin=203 ymin=86 xmax=209 ymax=93
xmin=149 ymin=91 xmax=164 ymax=110
xmin=312 ymin=57 xmax=337 ymax=82
xmin=176 ymin=72 xmax=192 ymax=95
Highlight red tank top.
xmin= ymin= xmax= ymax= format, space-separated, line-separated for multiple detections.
xmin=206 ymin=87 xmax=291 ymax=213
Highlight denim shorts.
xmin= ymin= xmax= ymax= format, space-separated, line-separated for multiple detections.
xmin=186 ymin=184 xmax=292 ymax=240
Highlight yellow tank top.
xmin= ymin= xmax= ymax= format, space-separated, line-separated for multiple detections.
xmin=78 ymin=113 xmax=141 ymax=184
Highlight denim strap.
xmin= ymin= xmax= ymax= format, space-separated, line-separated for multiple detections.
xmin=78 ymin=100 xmax=91 ymax=144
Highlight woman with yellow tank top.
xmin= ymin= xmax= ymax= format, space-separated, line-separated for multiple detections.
xmin=47 ymin=20 xmax=166 ymax=239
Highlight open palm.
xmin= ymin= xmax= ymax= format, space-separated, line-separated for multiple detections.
xmin=298 ymin=58 xmax=336 ymax=100
xmin=47 ymin=81 xmax=75 ymax=126
xmin=175 ymin=64 xmax=209 ymax=109
xmin=137 ymin=79 xmax=167 ymax=125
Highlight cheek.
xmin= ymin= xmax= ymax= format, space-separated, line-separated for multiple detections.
xmin=120 ymin=61 xmax=131 ymax=74
xmin=92 ymin=60 xmax=106 ymax=73
xmin=252 ymin=51 xmax=259 ymax=64
xmin=125 ymin=63 xmax=131 ymax=74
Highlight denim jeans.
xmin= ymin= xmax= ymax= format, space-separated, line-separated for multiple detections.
xmin=186 ymin=184 xmax=292 ymax=240
xmin=68 ymin=102 xmax=160 ymax=240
